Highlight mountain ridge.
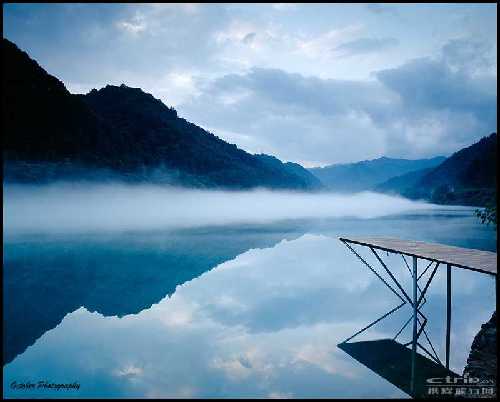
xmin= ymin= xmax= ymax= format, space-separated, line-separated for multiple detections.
xmin=3 ymin=38 xmax=496 ymax=205
xmin=308 ymin=156 xmax=447 ymax=192
xmin=403 ymin=133 xmax=497 ymax=206
xmin=3 ymin=38 xmax=321 ymax=190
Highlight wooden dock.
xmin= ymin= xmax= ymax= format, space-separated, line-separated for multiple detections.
xmin=338 ymin=236 xmax=497 ymax=398
xmin=339 ymin=237 xmax=497 ymax=276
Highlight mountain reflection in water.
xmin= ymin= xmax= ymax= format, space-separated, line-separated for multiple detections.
xmin=3 ymin=209 xmax=496 ymax=398
xmin=3 ymin=224 xmax=307 ymax=365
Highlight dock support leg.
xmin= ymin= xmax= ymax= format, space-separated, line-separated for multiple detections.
xmin=411 ymin=256 xmax=418 ymax=396
xmin=446 ymin=264 xmax=451 ymax=370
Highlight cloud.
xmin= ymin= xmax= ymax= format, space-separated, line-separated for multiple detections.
xmin=212 ymin=18 xmax=289 ymax=67
xmin=376 ymin=58 xmax=495 ymax=114
xmin=149 ymin=3 xmax=201 ymax=14
xmin=242 ymin=32 xmax=257 ymax=45
xmin=179 ymin=37 xmax=496 ymax=165
xmin=3 ymin=4 xmax=497 ymax=165
xmin=333 ymin=37 xmax=399 ymax=57
xmin=116 ymin=13 xmax=147 ymax=34
xmin=293 ymin=25 xmax=363 ymax=60
xmin=179 ymin=67 xmax=395 ymax=164
xmin=375 ymin=38 xmax=497 ymax=153
xmin=271 ymin=4 xmax=298 ymax=11
xmin=441 ymin=37 xmax=497 ymax=76
xmin=3 ymin=4 xmax=232 ymax=97
xmin=150 ymin=71 xmax=202 ymax=107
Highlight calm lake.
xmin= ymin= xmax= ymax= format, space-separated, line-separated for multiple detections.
xmin=3 ymin=196 xmax=497 ymax=398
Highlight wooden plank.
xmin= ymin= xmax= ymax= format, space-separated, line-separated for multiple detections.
xmin=339 ymin=237 xmax=497 ymax=276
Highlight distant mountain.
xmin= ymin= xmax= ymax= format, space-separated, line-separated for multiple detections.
xmin=308 ymin=156 xmax=446 ymax=192
xmin=374 ymin=167 xmax=435 ymax=195
xmin=3 ymin=38 xmax=321 ymax=190
xmin=253 ymin=154 xmax=322 ymax=189
xmin=402 ymin=133 xmax=497 ymax=206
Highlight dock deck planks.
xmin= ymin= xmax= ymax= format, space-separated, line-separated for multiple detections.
xmin=339 ymin=237 xmax=497 ymax=276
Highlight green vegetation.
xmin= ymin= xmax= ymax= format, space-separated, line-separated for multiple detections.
xmin=475 ymin=202 xmax=497 ymax=227
xmin=376 ymin=133 xmax=497 ymax=208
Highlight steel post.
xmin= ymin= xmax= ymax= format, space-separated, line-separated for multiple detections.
xmin=446 ymin=264 xmax=452 ymax=369
xmin=411 ymin=256 xmax=418 ymax=396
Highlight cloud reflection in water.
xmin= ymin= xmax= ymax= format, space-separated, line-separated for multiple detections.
xmin=3 ymin=229 xmax=495 ymax=398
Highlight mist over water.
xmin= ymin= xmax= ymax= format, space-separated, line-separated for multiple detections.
xmin=3 ymin=181 xmax=496 ymax=398
xmin=3 ymin=182 xmax=445 ymax=234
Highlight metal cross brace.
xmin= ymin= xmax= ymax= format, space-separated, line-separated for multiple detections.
xmin=338 ymin=239 xmax=444 ymax=369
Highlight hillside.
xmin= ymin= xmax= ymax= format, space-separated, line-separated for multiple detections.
xmin=405 ymin=133 xmax=497 ymax=206
xmin=3 ymin=38 xmax=321 ymax=190
xmin=308 ymin=156 xmax=446 ymax=192
xmin=374 ymin=167 xmax=435 ymax=194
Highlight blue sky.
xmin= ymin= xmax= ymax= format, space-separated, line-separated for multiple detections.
xmin=3 ymin=3 xmax=497 ymax=166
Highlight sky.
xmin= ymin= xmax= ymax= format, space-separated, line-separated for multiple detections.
xmin=3 ymin=3 xmax=497 ymax=166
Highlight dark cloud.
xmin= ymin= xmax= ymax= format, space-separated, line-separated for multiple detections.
xmin=179 ymin=68 xmax=394 ymax=164
xmin=375 ymin=39 xmax=497 ymax=151
xmin=242 ymin=32 xmax=257 ymax=45
xmin=210 ymin=67 xmax=392 ymax=118
xmin=4 ymin=4 xmax=496 ymax=165
xmin=3 ymin=4 xmax=232 ymax=89
xmin=441 ymin=37 xmax=496 ymax=74
xmin=180 ymin=38 xmax=496 ymax=165
xmin=377 ymin=58 xmax=496 ymax=113
xmin=333 ymin=37 xmax=399 ymax=57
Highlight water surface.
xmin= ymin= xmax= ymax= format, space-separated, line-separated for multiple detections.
xmin=3 ymin=205 xmax=496 ymax=398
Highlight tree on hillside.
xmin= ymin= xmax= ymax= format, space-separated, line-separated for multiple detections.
xmin=475 ymin=200 xmax=497 ymax=227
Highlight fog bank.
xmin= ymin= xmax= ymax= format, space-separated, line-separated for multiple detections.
xmin=4 ymin=183 xmax=442 ymax=234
